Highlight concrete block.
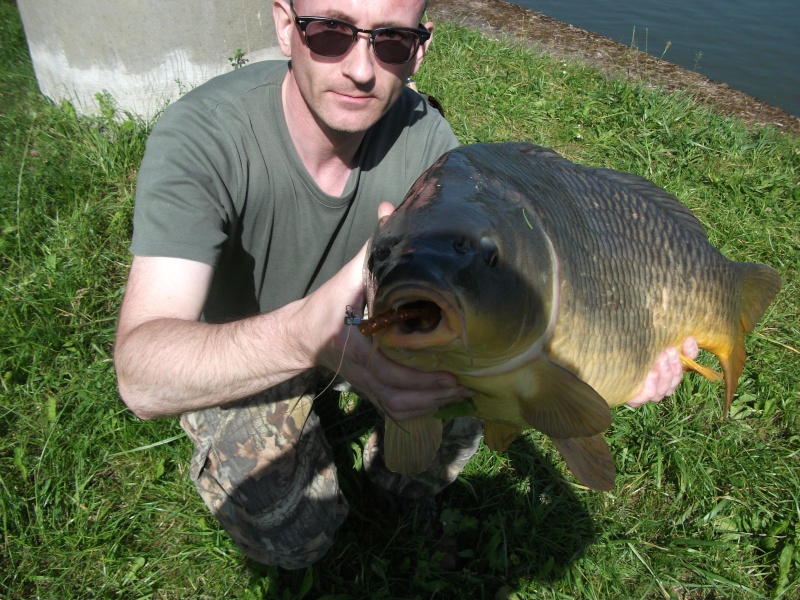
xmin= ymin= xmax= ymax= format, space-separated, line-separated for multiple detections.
xmin=17 ymin=0 xmax=285 ymax=119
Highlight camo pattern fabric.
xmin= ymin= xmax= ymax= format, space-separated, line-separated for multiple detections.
xmin=180 ymin=371 xmax=347 ymax=570
xmin=180 ymin=370 xmax=482 ymax=569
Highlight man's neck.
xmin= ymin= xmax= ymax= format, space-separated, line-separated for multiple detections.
xmin=281 ymin=72 xmax=366 ymax=197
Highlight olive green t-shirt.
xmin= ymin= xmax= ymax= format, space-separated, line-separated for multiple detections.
xmin=130 ymin=60 xmax=458 ymax=321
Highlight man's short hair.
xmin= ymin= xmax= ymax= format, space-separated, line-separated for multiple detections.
xmin=287 ymin=1 xmax=430 ymax=19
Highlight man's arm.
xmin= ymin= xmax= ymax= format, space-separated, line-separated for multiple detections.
xmin=114 ymin=255 xmax=290 ymax=419
xmin=114 ymin=251 xmax=468 ymax=420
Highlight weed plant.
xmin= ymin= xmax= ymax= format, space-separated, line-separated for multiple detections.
xmin=2 ymin=2 xmax=798 ymax=598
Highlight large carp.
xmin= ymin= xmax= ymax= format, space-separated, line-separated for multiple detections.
xmin=362 ymin=142 xmax=781 ymax=491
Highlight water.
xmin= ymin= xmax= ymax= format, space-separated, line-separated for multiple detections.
xmin=508 ymin=0 xmax=800 ymax=117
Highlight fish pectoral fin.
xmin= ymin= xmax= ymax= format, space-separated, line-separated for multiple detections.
xmin=551 ymin=435 xmax=616 ymax=491
xmin=483 ymin=422 xmax=521 ymax=452
xmin=680 ymin=353 xmax=723 ymax=382
xmin=518 ymin=358 xmax=612 ymax=439
xmin=383 ymin=415 xmax=443 ymax=476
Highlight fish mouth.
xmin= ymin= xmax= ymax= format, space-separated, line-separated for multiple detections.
xmin=368 ymin=285 xmax=464 ymax=349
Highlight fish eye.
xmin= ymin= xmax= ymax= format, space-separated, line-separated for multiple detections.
xmin=479 ymin=236 xmax=499 ymax=268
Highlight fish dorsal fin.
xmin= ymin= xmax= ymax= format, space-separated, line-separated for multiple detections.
xmin=551 ymin=435 xmax=616 ymax=491
xmin=383 ymin=415 xmax=443 ymax=476
xmin=518 ymin=358 xmax=612 ymax=439
xmin=483 ymin=422 xmax=522 ymax=452
xmin=595 ymin=168 xmax=709 ymax=239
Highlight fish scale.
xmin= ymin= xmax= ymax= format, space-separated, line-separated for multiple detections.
xmin=364 ymin=142 xmax=781 ymax=490
xmin=541 ymin=172 xmax=703 ymax=402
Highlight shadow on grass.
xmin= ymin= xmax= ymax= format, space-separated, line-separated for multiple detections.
xmin=241 ymin=393 xmax=598 ymax=599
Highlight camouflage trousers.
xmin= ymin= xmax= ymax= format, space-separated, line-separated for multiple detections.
xmin=179 ymin=370 xmax=482 ymax=570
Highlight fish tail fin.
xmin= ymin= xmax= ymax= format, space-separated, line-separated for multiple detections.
xmin=719 ymin=263 xmax=781 ymax=416
xmin=483 ymin=422 xmax=521 ymax=452
xmin=739 ymin=263 xmax=781 ymax=333
xmin=720 ymin=331 xmax=746 ymax=417
xmin=383 ymin=415 xmax=443 ymax=476
xmin=551 ymin=435 xmax=616 ymax=491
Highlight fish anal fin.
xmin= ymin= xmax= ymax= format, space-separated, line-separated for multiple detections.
xmin=483 ymin=421 xmax=521 ymax=452
xmin=383 ymin=415 xmax=443 ymax=476
xmin=518 ymin=358 xmax=612 ymax=439
xmin=680 ymin=353 xmax=723 ymax=382
xmin=551 ymin=435 xmax=616 ymax=491
xmin=697 ymin=329 xmax=746 ymax=418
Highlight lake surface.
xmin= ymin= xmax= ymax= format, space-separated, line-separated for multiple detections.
xmin=508 ymin=0 xmax=799 ymax=117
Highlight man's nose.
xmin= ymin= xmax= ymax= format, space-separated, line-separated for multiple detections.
xmin=342 ymin=33 xmax=377 ymax=82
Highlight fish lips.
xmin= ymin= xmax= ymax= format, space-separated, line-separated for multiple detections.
xmin=369 ymin=283 xmax=464 ymax=350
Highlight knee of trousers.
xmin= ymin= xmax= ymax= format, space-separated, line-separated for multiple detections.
xmin=195 ymin=459 xmax=349 ymax=569
xmin=180 ymin=380 xmax=349 ymax=569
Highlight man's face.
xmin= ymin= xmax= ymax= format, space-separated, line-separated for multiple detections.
xmin=275 ymin=0 xmax=430 ymax=136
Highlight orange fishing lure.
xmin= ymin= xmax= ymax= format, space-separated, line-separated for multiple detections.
xmin=356 ymin=306 xmax=439 ymax=336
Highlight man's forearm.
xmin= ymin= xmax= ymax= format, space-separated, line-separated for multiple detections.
xmin=115 ymin=303 xmax=313 ymax=419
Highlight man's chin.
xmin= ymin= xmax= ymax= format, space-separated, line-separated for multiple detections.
xmin=322 ymin=116 xmax=382 ymax=137
xmin=318 ymin=99 xmax=392 ymax=136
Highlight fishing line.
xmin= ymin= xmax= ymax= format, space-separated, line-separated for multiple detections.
xmin=295 ymin=306 xmax=413 ymax=441
xmin=294 ymin=307 xmax=360 ymax=439
xmin=312 ymin=313 xmax=353 ymax=402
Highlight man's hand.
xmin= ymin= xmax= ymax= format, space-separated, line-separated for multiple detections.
xmin=307 ymin=201 xmax=471 ymax=422
xmin=626 ymin=337 xmax=699 ymax=407
xmin=307 ymin=233 xmax=471 ymax=423
xmin=326 ymin=327 xmax=471 ymax=421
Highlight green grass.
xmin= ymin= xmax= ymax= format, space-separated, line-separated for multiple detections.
xmin=2 ymin=1 xmax=799 ymax=598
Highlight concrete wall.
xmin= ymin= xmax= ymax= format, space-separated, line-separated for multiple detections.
xmin=17 ymin=0 xmax=285 ymax=120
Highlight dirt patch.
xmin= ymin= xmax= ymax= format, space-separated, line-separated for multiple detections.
xmin=429 ymin=0 xmax=800 ymax=136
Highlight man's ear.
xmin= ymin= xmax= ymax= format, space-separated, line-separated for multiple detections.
xmin=273 ymin=0 xmax=295 ymax=58
xmin=409 ymin=21 xmax=434 ymax=77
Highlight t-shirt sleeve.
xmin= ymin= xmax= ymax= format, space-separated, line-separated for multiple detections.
xmin=129 ymin=99 xmax=239 ymax=266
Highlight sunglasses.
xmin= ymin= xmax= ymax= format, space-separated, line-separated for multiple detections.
xmin=291 ymin=9 xmax=431 ymax=65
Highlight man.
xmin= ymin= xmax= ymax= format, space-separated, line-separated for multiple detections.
xmin=114 ymin=0 xmax=696 ymax=569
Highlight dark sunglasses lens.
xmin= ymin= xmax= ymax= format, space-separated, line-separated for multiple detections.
xmin=304 ymin=20 xmax=356 ymax=56
xmin=374 ymin=30 xmax=420 ymax=64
